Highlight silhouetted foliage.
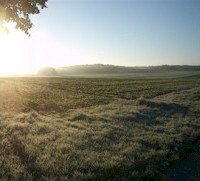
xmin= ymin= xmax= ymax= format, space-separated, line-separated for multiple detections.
xmin=0 ymin=0 xmax=48 ymax=35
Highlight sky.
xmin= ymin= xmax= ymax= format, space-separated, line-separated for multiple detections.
xmin=0 ymin=0 xmax=200 ymax=75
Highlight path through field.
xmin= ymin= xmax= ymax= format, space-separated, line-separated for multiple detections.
xmin=163 ymin=141 xmax=200 ymax=181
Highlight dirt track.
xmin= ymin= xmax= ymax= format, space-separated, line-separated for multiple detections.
xmin=163 ymin=141 xmax=200 ymax=181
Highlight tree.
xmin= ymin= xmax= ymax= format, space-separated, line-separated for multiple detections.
xmin=0 ymin=0 xmax=48 ymax=35
xmin=37 ymin=67 xmax=57 ymax=76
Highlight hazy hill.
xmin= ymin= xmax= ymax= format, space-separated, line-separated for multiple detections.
xmin=55 ymin=64 xmax=200 ymax=76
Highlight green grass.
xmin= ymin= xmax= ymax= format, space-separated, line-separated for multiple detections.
xmin=0 ymin=77 xmax=199 ymax=113
xmin=0 ymin=77 xmax=200 ymax=180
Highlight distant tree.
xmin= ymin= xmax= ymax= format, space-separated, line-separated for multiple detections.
xmin=0 ymin=0 xmax=48 ymax=35
xmin=37 ymin=67 xmax=57 ymax=76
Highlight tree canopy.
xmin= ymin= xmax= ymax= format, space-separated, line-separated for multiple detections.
xmin=37 ymin=67 xmax=57 ymax=76
xmin=0 ymin=0 xmax=48 ymax=35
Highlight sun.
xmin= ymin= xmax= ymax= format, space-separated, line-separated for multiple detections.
xmin=0 ymin=28 xmax=18 ymax=75
xmin=0 ymin=23 xmax=34 ymax=76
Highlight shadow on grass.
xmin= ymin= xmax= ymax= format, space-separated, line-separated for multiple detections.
xmin=10 ymin=136 xmax=43 ymax=180
xmin=133 ymin=99 xmax=188 ymax=125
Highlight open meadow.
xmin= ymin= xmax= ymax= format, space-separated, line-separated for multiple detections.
xmin=0 ymin=77 xmax=200 ymax=180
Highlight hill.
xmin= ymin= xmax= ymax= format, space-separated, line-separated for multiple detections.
xmin=53 ymin=64 xmax=200 ymax=79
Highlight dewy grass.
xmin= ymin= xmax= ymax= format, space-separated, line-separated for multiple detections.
xmin=0 ymin=77 xmax=200 ymax=180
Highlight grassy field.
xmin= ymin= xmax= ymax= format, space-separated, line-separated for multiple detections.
xmin=0 ymin=77 xmax=200 ymax=180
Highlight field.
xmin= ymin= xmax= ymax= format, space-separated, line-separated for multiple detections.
xmin=0 ymin=77 xmax=200 ymax=180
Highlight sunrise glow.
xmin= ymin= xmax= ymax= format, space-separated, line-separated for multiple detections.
xmin=0 ymin=0 xmax=199 ymax=76
xmin=0 ymin=25 xmax=94 ymax=76
xmin=0 ymin=26 xmax=19 ymax=75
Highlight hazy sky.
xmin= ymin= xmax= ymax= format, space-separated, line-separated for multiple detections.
xmin=0 ymin=0 xmax=200 ymax=74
